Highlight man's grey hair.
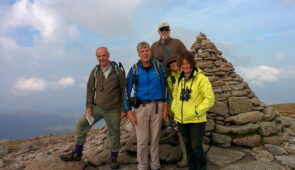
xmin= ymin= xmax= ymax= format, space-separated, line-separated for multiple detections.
xmin=137 ymin=41 xmax=150 ymax=52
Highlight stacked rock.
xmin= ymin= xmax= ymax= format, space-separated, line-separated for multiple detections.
xmin=191 ymin=32 xmax=290 ymax=148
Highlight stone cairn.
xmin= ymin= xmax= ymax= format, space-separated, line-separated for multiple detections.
xmin=191 ymin=32 xmax=289 ymax=148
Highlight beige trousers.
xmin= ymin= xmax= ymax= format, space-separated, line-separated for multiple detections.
xmin=134 ymin=101 xmax=164 ymax=170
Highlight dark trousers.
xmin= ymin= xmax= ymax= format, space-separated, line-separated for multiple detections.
xmin=179 ymin=122 xmax=206 ymax=170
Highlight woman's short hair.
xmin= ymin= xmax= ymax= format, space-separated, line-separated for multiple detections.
xmin=137 ymin=41 xmax=150 ymax=52
xmin=179 ymin=51 xmax=195 ymax=68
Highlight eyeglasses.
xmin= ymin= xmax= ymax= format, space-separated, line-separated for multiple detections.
xmin=159 ymin=26 xmax=170 ymax=32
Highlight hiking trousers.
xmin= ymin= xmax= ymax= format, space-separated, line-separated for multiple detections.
xmin=74 ymin=105 xmax=121 ymax=152
xmin=179 ymin=122 xmax=207 ymax=170
xmin=134 ymin=101 xmax=164 ymax=170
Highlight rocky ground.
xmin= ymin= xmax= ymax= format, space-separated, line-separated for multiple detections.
xmin=0 ymin=104 xmax=295 ymax=170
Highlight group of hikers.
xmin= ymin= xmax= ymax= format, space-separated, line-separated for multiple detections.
xmin=60 ymin=22 xmax=215 ymax=170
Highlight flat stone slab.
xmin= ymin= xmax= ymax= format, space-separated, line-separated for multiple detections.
xmin=232 ymin=134 xmax=261 ymax=147
xmin=220 ymin=161 xmax=286 ymax=170
xmin=216 ymin=123 xmax=259 ymax=134
xmin=251 ymin=150 xmax=273 ymax=162
xmin=207 ymin=146 xmax=245 ymax=167
xmin=225 ymin=111 xmax=263 ymax=125
xmin=265 ymin=145 xmax=287 ymax=156
xmin=275 ymin=155 xmax=295 ymax=169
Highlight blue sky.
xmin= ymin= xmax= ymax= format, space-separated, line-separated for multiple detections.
xmin=1 ymin=0 xmax=295 ymax=116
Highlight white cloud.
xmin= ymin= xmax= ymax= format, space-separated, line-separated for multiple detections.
xmin=237 ymin=65 xmax=295 ymax=86
xmin=52 ymin=77 xmax=75 ymax=89
xmin=0 ymin=37 xmax=17 ymax=49
xmin=1 ymin=0 xmax=79 ymax=42
xmin=237 ymin=65 xmax=281 ymax=86
xmin=14 ymin=77 xmax=46 ymax=91
xmin=13 ymin=76 xmax=76 ymax=95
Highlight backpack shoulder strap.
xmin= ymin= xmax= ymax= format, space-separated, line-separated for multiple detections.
xmin=110 ymin=61 xmax=119 ymax=76
xmin=170 ymin=75 xmax=176 ymax=85
xmin=93 ymin=65 xmax=100 ymax=92
xmin=131 ymin=64 xmax=138 ymax=89
xmin=111 ymin=61 xmax=125 ymax=77
xmin=152 ymin=60 xmax=161 ymax=80
xmin=153 ymin=60 xmax=169 ymax=101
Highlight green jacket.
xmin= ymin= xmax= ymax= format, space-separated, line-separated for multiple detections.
xmin=171 ymin=68 xmax=214 ymax=124
xmin=86 ymin=62 xmax=125 ymax=112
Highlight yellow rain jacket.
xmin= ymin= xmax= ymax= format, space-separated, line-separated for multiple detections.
xmin=171 ymin=68 xmax=215 ymax=124
xmin=167 ymin=70 xmax=182 ymax=117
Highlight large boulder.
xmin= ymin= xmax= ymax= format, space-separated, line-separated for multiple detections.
xmin=159 ymin=144 xmax=182 ymax=163
xmin=216 ymin=124 xmax=260 ymax=135
xmin=212 ymin=133 xmax=231 ymax=147
xmin=263 ymin=135 xmax=284 ymax=145
xmin=258 ymin=122 xmax=278 ymax=136
xmin=209 ymin=102 xmax=229 ymax=116
xmin=232 ymin=134 xmax=261 ymax=147
xmin=251 ymin=150 xmax=273 ymax=162
xmin=228 ymin=97 xmax=253 ymax=114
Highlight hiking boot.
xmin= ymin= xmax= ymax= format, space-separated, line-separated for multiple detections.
xmin=111 ymin=157 xmax=119 ymax=169
xmin=60 ymin=151 xmax=82 ymax=161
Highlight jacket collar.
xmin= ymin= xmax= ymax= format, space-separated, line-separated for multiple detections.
xmin=137 ymin=59 xmax=153 ymax=68
xmin=171 ymin=70 xmax=182 ymax=77
xmin=158 ymin=37 xmax=172 ymax=45
xmin=179 ymin=67 xmax=199 ymax=81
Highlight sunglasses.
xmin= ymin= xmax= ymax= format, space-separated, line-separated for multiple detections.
xmin=168 ymin=60 xmax=177 ymax=65
xmin=159 ymin=26 xmax=170 ymax=32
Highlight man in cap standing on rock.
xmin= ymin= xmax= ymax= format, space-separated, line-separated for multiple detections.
xmin=151 ymin=21 xmax=187 ymax=63
xmin=60 ymin=47 xmax=126 ymax=169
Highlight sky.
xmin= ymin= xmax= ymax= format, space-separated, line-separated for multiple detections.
xmin=1 ymin=0 xmax=295 ymax=117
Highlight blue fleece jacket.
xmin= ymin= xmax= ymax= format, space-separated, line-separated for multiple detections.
xmin=124 ymin=60 xmax=168 ymax=110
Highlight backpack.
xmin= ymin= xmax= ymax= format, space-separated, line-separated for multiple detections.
xmin=92 ymin=61 xmax=125 ymax=92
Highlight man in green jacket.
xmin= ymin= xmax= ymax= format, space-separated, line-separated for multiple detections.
xmin=60 ymin=47 xmax=126 ymax=169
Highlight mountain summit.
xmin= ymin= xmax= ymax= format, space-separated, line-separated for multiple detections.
xmin=0 ymin=33 xmax=295 ymax=170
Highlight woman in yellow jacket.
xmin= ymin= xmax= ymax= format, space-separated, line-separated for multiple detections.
xmin=171 ymin=51 xmax=214 ymax=170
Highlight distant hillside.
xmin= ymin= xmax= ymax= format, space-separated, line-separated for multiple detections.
xmin=0 ymin=111 xmax=104 ymax=140
xmin=268 ymin=103 xmax=295 ymax=117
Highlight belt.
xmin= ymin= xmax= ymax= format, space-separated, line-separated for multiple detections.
xmin=140 ymin=100 xmax=153 ymax=104
xmin=140 ymin=100 xmax=163 ymax=114
xmin=140 ymin=100 xmax=163 ymax=104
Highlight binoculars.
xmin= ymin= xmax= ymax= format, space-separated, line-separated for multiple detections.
xmin=180 ymin=88 xmax=191 ymax=101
